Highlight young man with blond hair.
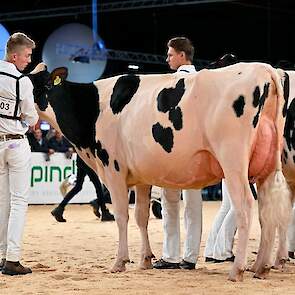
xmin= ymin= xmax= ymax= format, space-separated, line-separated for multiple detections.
xmin=0 ymin=32 xmax=39 ymax=275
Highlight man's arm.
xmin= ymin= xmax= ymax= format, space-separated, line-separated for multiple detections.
xmin=19 ymin=76 xmax=39 ymax=127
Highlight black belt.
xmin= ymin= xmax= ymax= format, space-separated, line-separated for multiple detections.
xmin=0 ymin=134 xmax=25 ymax=142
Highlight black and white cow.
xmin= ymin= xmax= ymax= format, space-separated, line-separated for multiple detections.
xmin=30 ymin=62 xmax=290 ymax=281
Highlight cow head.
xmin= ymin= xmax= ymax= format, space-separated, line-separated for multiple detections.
xmin=207 ymin=53 xmax=238 ymax=69
xmin=28 ymin=68 xmax=51 ymax=111
xmin=29 ymin=67 xmax=68 ymax=111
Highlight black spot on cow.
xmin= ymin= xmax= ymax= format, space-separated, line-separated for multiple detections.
xmin=152 ymin=122 xmax=174 ymax=153
xmin=169 ymin=107 xmax=183 ymax=130
xmin=284 ymin=98 xmax=295 ymax=151
xmin=253 ymin=114 xmax=259 ymax=128
xmin=95 ymin=140 xmax=109 ymax=166
xmin=283 ymin=72 xmax=290 ymax=118
xmin=282 ymin=148 xmax=288 ymax=165
xmin=293 ymin=155 xmax=295 ymax=164
xmin=283 ymin=148 xmax=288 ymax=160
xmin=238 ymin=72 xmax=242 ymax=75
xmin=157 ymin=79 xmax=186 ymax=113
xmin=252 ymin=83 xmax=270 ymax=128
xmin=232 ymin=95 xmax=245 ymax=117
xmin=114 ymin=160 xmax=120 ymax=172
xmin=282 ymin=155 xmax=287 ymax=165
xmin=260 ymin=83 xmax=270 ymax=105
xmin=253 ymin=86 xmax=260 ymax=108
xmin=47 ymin=81 xmax=100 ymax=155
xmin=86 ymin=152 xmax=90 ymax=159
xmin=110 ymin=74 xmax=140 ymax=114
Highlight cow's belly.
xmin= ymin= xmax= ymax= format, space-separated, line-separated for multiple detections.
xmin=126 ymin=150 xmax=223 ymax=189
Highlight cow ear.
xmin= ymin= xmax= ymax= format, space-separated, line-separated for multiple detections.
xmin=50 ymin=67 xmax=68 ymax=86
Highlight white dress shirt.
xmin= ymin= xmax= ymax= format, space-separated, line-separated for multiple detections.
xmin=177 ymin=64 xmax=197 ymax=73
xmin=0 ymin=60 xmax=38 ymax=135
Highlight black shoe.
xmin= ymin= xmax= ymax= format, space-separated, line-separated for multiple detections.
xmin=2 ymin=261 xmax=32 ymax=276
xmin=205 ymin=257 xmax=215 ymax=262
xmin=51 ymin=206 xmax=66 ymax=222
xmin=179 ymin=259 xmax=195 ymax=270
xmin=101 ymin=209 xmax=115 ymax=221
xmin=214 ymin=255 xmax=235 ymax=263
xmin=153 ymin=258 xmax=180 ymax=269
xmin=289 ymin=251 xmax=295 ymax=259
xmin=0 ymin=258 xmax=5 ymax=271
xmin=90 ymin=199 xmax=101 ymax=218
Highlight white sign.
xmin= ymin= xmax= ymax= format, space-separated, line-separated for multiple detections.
xmin=29 ymin=153 xmax=96 ymax=204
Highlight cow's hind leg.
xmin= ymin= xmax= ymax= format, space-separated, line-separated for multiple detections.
xmin=223 ymin=174 xmax=254 ymax=282
xmin=251 ymin=171 xmax=292 ymax=279
xmin=106 ymin=176 xmax=130 ymax=273
xmin=135 ymin=185 xmax=155 ymax=269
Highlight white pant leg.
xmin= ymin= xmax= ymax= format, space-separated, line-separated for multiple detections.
xmin=288 ymin=205 xmax=295 ymax=252
xmin=204 ymin=180 xmax=232 ymax=258
xmin=212 ymin=194 xmax=236 ymax=260
xmin=182 ymin=189 xmax=202 ymax=264
xmin=6 ymin=139 xmax=31 ymax=262
xmin=161 ymin=188 xmax=181 ymax=263
xmin=0 ymin=143 xmax=10 ymax=259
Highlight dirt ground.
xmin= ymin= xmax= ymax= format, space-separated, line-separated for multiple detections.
xmin=1 ymin=201 xmax=295 ymax=295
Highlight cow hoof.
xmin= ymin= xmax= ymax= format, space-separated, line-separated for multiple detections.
xmin=228 ymin=268 xmax=244 ymax=282
xmin=253 ymin=272 xmax=267 ymax=280
xmin=139 ymin=254 xmax=155 ymax=270
xmin=139 ymin=262 xmax=153 ymax=270
xmin=110 ymin=265 xmax=126 ymax=273
xmin=253 ymin=264 xmax=271 ymax=279
xmin=110 ymin=259 xmax=130 ymax=273
xmin=273 ymin=257 xmax=287 ymax=270
xmin=246 ymin=265 xmax=256 ymax=273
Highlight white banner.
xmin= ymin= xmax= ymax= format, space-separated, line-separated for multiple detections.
xmin=29 ymin=152 xmax=96 ymax=204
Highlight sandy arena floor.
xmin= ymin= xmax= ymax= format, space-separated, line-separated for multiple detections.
xmin=1 ymin=201 xmax=295 ymax=294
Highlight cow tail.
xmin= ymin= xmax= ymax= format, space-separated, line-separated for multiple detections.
xmin=269 ymin=67 xmax=285 ymax=172
xmin=255 ymin=68 xmax=292 ymax=276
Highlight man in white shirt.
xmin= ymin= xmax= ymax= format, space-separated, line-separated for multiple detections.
xmin=0 ymin=33 xmax=39 ymax=275
xmin=153 ymin=37 xmax=202 ymax=270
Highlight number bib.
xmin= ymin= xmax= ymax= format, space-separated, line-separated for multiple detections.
xmin=0 ymin=96 xmax=16 ymax=117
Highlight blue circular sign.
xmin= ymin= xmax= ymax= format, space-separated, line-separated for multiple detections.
xmin=42 ymin=23 xmax=107 ymax=83
xmin=0 ymin=24 xmax=10 ymax=59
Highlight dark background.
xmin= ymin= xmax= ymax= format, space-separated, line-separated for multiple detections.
xmin=1 ymin=0 xmax=295 ymax=76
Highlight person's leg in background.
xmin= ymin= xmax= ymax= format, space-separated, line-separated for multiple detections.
xmin=153 ymin=188 xmax=181 ymax=269
xmin=204 ymin=179 xmax=234 ymax=262
xmin=287 ymin=205 xmax=295 ymax=259
xmin=212 ymin=182 xmax=236 ymax=262
xmin=181 ymin=189 xmax=202 ymax=269
xmin=86 ymin=166 xmax=114 ymax=221
xmin=51 ymin=165 xmax=86 ymax=222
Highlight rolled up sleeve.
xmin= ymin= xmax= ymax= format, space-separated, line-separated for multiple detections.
xmin=19 ymin=76 xmax=39 ymax=126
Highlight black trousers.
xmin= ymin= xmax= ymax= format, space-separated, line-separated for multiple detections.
xmin=59 ymin=155 xmax=107 ymax=212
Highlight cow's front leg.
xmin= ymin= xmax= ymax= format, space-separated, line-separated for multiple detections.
xmin=107 ymin=177 xmax=130 ymax=273
xmin=135 ymin=185 xmax=154 ymax=269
